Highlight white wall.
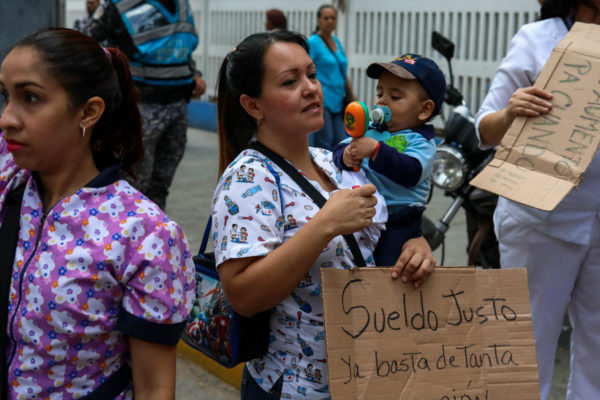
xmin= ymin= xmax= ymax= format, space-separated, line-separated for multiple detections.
xmin=64 ymin=0 xmax=540 ymax=115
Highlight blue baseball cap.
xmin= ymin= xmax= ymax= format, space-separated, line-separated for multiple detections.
xmin=366 ymin=54 xmax=447 ymax=116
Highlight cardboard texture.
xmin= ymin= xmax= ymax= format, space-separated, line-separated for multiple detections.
xmin=321 ymin=267 xmax=539 ymax=400
xmin=470 ymin=22 xmax=600 ymax=211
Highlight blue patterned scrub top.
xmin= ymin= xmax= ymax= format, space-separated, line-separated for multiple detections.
xmin=211 ymin=146 xmax=387 ymax=399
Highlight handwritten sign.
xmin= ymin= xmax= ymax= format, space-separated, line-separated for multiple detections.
xmin=471 ymin=22 xmax=600 ymax=211
xmin=321 ymin=267 xmax=539 ymax=400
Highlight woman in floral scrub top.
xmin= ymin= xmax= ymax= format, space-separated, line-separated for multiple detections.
xmin=212 ymin=30 xmax=436 ymax=400
xmin=0 ymin=29 xmax=195 ymax=399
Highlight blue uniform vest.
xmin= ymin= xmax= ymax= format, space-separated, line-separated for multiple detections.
xmin=112 ymin=0 xmax=199 ymax=86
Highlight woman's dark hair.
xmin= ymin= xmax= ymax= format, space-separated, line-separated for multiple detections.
xmin=266 ymin=9 xmax=288 ymax=30
xmin=540 ymin=0 xmax=599 ymax=20
xmin=216 ymin=30 xmax=308 ymax=175
xmin=313 ymin=4 xmax=337 ymax=34
xmin=12 ymin=28 xmax=143 ymax=175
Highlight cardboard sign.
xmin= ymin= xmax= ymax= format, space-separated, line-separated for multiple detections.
xmin=321 ymin=267 xmax=539 ymax=400
xmin=471 ymin=22 xmax=600 ymax=211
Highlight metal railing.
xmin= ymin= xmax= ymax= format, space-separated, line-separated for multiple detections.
xmin=64 ymin=0 xmax=540 ymax=115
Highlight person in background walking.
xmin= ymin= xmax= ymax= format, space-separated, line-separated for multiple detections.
xmin=475 ymin=0 xmax=600 ymax=398
xmin=307 ymin=4 xmax=356 ymax=150
xmin=0 ymin=28 xmax=195 ymax=399
xmin=265 ymin=8 xmax=287 ymax=31
xmin=73 ymin=0 xmax=102 ymax=32
xmin=86 ymin=0 xmax=206 ymax=210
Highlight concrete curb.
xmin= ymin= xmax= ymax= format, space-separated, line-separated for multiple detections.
xmin=177 ymin=341 xmax=244 ymax=389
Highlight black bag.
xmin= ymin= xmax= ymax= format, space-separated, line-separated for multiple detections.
xmin=1 ymin=185 xmax=24 ymax=398
xmin=181 ymin=217 xmax=271 ymax=368
xmin=181 ymin=141 xmax=366 ymax=368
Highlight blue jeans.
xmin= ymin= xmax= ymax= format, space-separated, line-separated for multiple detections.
xmin=240 ymin=366 xmax=283 ymax=400
xmin=309 ymin=108 xmax=346 ymax=151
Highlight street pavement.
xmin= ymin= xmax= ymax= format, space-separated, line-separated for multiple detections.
xmin=168 ymin=128 xmax=570 ymax=399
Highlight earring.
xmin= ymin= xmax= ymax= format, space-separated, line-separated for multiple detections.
xmin=82 ymin=126 xmax=86 ymax=138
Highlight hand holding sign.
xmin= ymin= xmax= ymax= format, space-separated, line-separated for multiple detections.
xmin=472 ymin=22 xmax=600 ymax=211
xmin=321 ymin=267 xmax=539 ymax=400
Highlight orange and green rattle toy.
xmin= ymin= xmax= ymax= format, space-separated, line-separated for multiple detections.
xmin=343 ymin=100 xmax=392 ymax=169
xmin=344 ymin=100 xmax=391 ymax=137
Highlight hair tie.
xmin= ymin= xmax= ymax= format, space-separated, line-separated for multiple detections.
xmin=103 ymin=47 xmax=112 ymax=60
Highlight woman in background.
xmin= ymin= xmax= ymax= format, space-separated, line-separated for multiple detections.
xmin=265 ymin=8 xmax=287 ymax=31
xmin=307 ymin=4 xmax=356 ymax=150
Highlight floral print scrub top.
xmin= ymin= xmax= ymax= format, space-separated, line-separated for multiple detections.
xmin=212 ymin=145 xmax=387 ymax=399
xmin=0 ymin=135 xmax=195 ymax=399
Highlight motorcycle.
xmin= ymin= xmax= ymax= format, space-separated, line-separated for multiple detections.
xmin=422 ymin=31 xmax=500 ymax=269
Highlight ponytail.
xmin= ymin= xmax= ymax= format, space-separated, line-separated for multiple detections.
xmin=94 ymin=47 xmax=144 ymax=176
xmin=216 ymin=56 xmax=258 ymax=176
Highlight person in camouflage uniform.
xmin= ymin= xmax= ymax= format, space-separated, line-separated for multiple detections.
xmin=137 ymin=100 xmax=189 ymax=208
xmin=86 ymin=0 xmax=206 ymax=209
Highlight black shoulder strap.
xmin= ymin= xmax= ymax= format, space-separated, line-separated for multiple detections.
xmin=248 ymin=142 xmax=366 ymax=267
xmin=0 ymin=184 xmax=25 ymax=398
xmin=318 ymin=34 xmax=346 ymax=81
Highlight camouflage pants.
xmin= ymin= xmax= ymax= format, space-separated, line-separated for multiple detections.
xmin=132 ymin=100 xmax=188 ymax=209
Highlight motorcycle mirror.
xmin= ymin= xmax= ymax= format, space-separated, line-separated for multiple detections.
xmin=445 ymin=87 xmax=463 ymax=107
xmin=431 ymin=31 xmax=454 ymax=61
xmin=432 ymin=31 xmax=457 ymax=97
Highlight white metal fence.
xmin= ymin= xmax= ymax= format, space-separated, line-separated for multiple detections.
xmin=64 ymin=0 xmax=540 ymax=115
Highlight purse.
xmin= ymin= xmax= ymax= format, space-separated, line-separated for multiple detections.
xmin=181 ymin=141 xmax=366 ymax=368
xmin=181 ymin=151 xmax=284 ymax=368
xmin=181 ymin=216 xmax=272 ymax=368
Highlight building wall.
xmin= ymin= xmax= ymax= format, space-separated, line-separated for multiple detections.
xmin=64 ymin=0 xmax=540 ymax=115
xmin=0 ymin=0 xmax=62 ymax=59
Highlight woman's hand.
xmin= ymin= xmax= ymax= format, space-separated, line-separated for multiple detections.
xmin=506 ymin=86 xmax=553 ymax=119
xmin=391 ymin=236 xmax=436 ymax=289
xmin=218 ymin=184 xmax=379 ymax=316
xmin=315 ymin=184 xmax=378 ymax=239
xmin=192 ymin=76 xmax=206 ymax=98
xmin=479 ymin=86 xmax=553 ymax=146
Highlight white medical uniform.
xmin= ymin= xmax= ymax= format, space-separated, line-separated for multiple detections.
xmin=475 ymin=17 xmax=600 ymax=400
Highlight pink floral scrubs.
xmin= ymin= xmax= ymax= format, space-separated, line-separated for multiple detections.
xmin=0 ymin=135 xmax=195 ymax=399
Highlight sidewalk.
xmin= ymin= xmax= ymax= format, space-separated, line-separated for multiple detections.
xmin=168 ymin=128 xmax=569 ymax=400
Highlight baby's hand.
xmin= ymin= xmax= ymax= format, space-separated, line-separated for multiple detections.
xmin=350 ymin=137 xmax=379 ymax=160
xmin=343 ymin=145 xmax=362 ymax=169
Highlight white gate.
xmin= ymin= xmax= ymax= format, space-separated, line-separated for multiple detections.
xmin=64 ymin=0 xmax=540 ymax=115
